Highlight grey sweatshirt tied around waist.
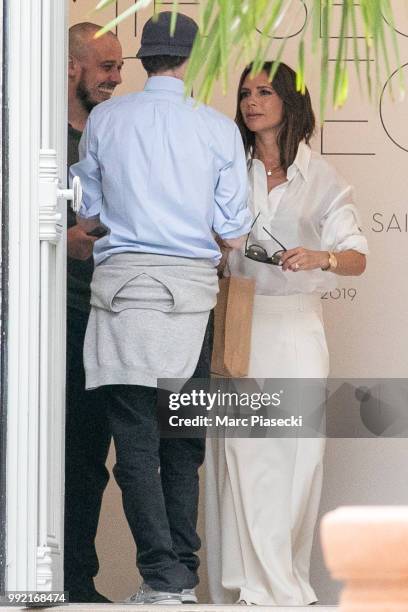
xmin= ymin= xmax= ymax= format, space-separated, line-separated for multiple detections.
xmin=84 ymin=253 xmax=219 ymax=390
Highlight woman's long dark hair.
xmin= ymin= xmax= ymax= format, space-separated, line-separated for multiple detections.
xmin=235 ymin=62 xmax=315 ymax=172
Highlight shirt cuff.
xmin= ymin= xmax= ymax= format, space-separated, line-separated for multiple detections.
xmin=335 ymin=235 xmax=369 ymax=255
xmin=216 ymin=209 xmax=253 ymax=240
xmin=77 ymin=200 xmax=102 ymax=219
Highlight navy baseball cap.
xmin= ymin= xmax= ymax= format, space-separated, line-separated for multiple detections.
xmin=136 ymin=11 xmax=198 ymax=58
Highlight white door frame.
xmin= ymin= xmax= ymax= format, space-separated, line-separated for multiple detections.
xmin=6 ymin=0 xmax=68 ymax=590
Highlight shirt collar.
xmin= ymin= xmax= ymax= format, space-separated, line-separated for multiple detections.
xmin=287 ymin=141 xmax=311 ymax=182
xmin=68 ymin=123 xmax=82 ymax=136
xmin=144 ymin=76 xmax=185 ymax=94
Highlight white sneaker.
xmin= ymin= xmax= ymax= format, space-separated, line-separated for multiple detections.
xmin=125 ymin=583 xmax=182 ymax=605
xmin=181 ymin=588 xmax=198 ymax=604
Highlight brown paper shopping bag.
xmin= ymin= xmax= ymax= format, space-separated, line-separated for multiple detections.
xmin=211 ymin=276 xmax=256 ymax=377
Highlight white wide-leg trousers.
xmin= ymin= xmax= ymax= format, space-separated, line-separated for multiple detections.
xmin=206 ymin=293 xmax=329 ymax=606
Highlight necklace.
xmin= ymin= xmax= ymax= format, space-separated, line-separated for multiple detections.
xmin=254 ymin=153 xmax=282 ymax=177
xmin=260 ymin=160 xmax=281 ymax=177
xmin=266 ymin=165 xmax=283 ymax=177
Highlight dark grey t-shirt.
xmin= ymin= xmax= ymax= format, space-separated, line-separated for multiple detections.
xmin=67 ymin=124 xmax=93 ymax=313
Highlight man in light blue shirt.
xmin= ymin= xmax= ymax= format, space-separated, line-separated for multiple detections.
xmin=71 ymin=55 xmax=250 ymax=264
xmin=70 ymin=11 xmax=252 ymax=604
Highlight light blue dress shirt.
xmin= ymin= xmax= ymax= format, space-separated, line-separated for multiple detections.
xmin=70 ymin=76 xmax=252 ymax=266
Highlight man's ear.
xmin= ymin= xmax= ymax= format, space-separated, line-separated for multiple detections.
xmin=68 ymin=55 xmax=80 ymax=79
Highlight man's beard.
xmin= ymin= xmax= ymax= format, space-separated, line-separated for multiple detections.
xmin=76 ymin=77 xmax=98 ymax=113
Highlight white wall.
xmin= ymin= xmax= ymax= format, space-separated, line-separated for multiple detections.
xmin=69 ymin=0 xmax=408 ymax=604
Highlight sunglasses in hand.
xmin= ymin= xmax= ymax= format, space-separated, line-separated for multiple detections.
xmin=245 ymin=213 xmax=287 ymax=266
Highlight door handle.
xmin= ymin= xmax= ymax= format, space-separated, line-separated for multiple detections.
xmin=39 ymin=150 xmax=83 ymax=242
xmin=57 ymin=176 xmax=83 ymax=213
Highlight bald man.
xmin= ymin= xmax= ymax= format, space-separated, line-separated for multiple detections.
xmin=65 ymin=23 xmax=123 ymax=603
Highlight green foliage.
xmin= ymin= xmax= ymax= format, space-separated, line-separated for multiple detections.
xmin=93 ymin=0 xmax=404 ymax=121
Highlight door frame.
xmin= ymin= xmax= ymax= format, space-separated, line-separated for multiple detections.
xmin=0 ymin=0 xmax=8 ymax=593
xmin=5 ymin=0 xmax=67 ymax=590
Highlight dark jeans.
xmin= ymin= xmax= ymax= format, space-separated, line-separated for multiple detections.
xmin=64 ymin=307 xmax=111 ymax=597
xmin=104 ymin=312 xmax=214 ymax=592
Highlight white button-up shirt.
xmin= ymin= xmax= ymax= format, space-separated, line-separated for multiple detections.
xmin=227 ymin=142 xmax=369 ymax=295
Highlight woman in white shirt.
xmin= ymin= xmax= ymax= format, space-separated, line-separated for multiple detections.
xmin=205 ymin=62 xmax=368 ymax=606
